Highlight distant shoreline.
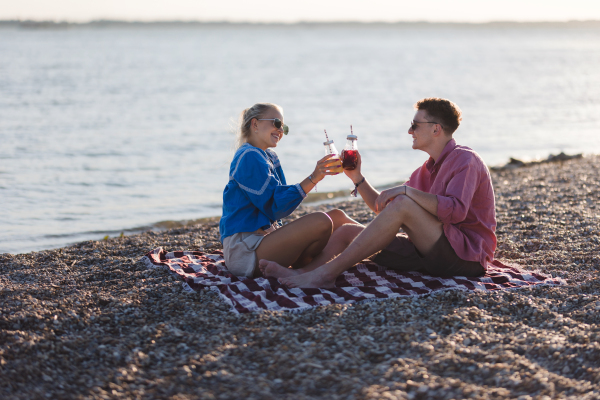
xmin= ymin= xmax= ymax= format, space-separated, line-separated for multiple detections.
xmin=2 ymin=19 xmax=600 ymax=29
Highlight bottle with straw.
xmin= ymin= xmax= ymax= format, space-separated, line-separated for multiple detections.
xmin=323 ymin=129 xmax=343 ymax=174
xmin=341 ymin=125 xmax=359 ymax=170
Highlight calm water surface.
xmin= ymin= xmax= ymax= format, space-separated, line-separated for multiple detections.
xmin=1 ymin=23 xmax=600 ymax=253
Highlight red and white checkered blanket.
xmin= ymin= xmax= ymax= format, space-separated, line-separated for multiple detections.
xmin=141 ymin=248 xmax=566 ymax=314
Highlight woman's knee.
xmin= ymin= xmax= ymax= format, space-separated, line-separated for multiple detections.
xmin=310 ymin=211 xmax=334 ymax=235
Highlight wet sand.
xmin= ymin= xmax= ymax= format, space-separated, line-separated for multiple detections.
xmin=1 ymin=155 xmax=599 ymax=399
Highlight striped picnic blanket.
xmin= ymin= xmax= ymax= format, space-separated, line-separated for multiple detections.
xmin=141 ymin=248 xmax=566 ymax=314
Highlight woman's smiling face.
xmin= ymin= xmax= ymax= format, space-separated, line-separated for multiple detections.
xmin=249 ymin=107 xmax=285 ymax=150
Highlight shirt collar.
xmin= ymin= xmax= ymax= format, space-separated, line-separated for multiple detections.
xmin=426 ymin=138 xmax=457 ymax=173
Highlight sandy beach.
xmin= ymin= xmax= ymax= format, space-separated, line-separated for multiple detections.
xmin=1 ymin=155 xmax=599 ymax=399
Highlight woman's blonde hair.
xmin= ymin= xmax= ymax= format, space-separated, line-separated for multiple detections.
xmin=236 ymin=103 xmax=283 ymax=148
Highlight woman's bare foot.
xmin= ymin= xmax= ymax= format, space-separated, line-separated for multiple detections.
xmin=279 ymin=269 xmax=336 ymax=289
xmin=258 ymin=259 xmax=301 ymax=279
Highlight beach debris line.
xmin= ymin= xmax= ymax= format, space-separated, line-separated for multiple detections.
xmin=491 ymin=152 xmax=582 ymax=171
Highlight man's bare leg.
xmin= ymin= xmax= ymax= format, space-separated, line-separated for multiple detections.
xmin=260 ymin=223 xmax=364 ymax=279
xmin=279 ymin=196 xmax=443 ymax=288
xmin=326 ymin=209 xmax=359 ymax=231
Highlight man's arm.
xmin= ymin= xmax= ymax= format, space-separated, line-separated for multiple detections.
xmin=342 ymin=152 xmax=380 ymax=213
xmin=354 ymin=175 xmax=379 ymax=213
xmin=375 ymin=185 xmax=438 ymax=216
xmin=405 ymin=186 xmax=438 ymax=216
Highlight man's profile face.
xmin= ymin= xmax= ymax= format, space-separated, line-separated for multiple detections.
xmin=408 ymin=110 xmax=436 ymax=151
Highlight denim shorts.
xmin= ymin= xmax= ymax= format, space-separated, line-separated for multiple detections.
xmin=222 ymin=232 xmax=266 ymax=277
xmin=370 ymin=232 xmax=485 ymax=277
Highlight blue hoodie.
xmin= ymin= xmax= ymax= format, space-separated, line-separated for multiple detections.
xmin=219 ymin=143 xmax=306 ymax=243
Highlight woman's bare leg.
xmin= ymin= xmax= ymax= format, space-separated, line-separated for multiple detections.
xmin=253 ymin=212 xmax=333 ymax=277
xmin=290 ymin=209 xmax=359 ymax=267
xmin=257 ymin=208 xmax=361 ymax=278
xmin=260 ymin=223 xmax=365 ymax=279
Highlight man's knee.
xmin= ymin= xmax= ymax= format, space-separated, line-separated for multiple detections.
xmin=334 ymin=223 xmax=364 ymax=245
xmin=327 ymin=208 xmax=352 ymax=230
xmin=385 ymin=195 xmax=418 ymax=216
xmin=326 ymin=208 xmax=346 ymax=220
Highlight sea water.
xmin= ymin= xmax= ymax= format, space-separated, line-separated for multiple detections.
xmin=1 ymin=22 xmax=600 ymax=254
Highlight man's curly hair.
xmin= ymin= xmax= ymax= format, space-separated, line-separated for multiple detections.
xmin=414 ymin=98 xmax=462 ymax=135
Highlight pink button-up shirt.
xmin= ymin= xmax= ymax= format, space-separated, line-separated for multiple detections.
xmin=405 ymin=139 xmax=496 ymax=268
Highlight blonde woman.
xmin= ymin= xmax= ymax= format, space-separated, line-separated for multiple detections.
xmin=219 ymin=103 xmax=355 ymax=278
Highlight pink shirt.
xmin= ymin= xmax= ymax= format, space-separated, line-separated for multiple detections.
xmin=405 ymin=139 xmax=497 ymax=268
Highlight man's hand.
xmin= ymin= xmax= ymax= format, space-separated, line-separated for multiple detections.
xmin=375 ymin=185 xmax=406 ymax=213
xmin=343 ymin=151 xmax=363 ymax=184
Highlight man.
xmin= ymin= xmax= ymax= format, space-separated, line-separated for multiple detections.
xmin=259 ymin=98 xmax=496 ymax=288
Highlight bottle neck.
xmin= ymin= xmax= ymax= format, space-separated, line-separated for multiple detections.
xmin=326 ymin=144 xmax=338 ymax=155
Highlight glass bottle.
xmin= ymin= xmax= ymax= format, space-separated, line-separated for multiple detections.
xmin=323 ymin=139 xmax=343 ymax=174
xmin=341 ymin=134 xmax=358 ymax=170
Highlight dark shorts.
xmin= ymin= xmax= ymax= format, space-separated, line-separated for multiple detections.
xmin=370 ymin=232 xmax=485 ymax=277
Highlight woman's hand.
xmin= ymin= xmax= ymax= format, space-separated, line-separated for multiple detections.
xmin=375 ymin=185 xmax=406 ymax=213
xmin=311 ymin=154 xmax=341 ymax=182
xmin=343 ymin=151 xmax=362 ymax=184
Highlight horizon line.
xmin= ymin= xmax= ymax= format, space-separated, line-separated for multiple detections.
xmin=2 ymin=19 xmax=600 ymax=26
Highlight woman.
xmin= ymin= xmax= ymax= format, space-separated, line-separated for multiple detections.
xmin=219 ymin=102 xmax=355 ymax=278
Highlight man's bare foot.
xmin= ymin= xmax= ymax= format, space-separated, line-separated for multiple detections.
xmin=279 ymin=270 xmax=336 ymax=289
xmin=258 ymin=259 xmax=301 ymax=279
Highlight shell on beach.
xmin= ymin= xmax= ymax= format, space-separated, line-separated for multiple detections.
xmin=1 ymin=156 xmax=600 ymax=399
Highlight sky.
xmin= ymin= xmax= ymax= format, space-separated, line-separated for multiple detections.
xmin=2 ymin=0 xmax=600 ymax=23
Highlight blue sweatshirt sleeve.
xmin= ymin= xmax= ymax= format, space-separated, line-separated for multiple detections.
xmin=231 ymin=147 xmax=306 ymax=222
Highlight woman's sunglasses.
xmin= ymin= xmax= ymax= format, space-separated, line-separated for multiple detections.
xmin=258 ymin=118 xmax=289 ymax=135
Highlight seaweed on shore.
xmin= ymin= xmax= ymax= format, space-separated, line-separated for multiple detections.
xmin=491 ymin=152 xmax=583 ymax=171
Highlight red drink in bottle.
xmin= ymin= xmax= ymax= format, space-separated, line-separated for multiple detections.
xmin=341 ymin=133 xmax=358 ymax=170
xmin=341 ymin=149 xmax=358 ymax=170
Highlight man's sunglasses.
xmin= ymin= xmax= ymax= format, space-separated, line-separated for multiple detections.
xmin=258 ymin=118 xmax=289 ymax=135
xmin=410 ymin=120 xmax=442 ymax=131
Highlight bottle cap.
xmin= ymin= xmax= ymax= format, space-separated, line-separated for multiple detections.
xmin=323 ymin=140 xmax=334 ymax=145
xmin=346 ymin=135 xmax=357 ymax=140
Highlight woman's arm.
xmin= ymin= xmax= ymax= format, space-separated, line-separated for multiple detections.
xmin=299 ymin=154 xmax=341 ymax=194
xmin=233 ymin=148 xmax=306 ymax=221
